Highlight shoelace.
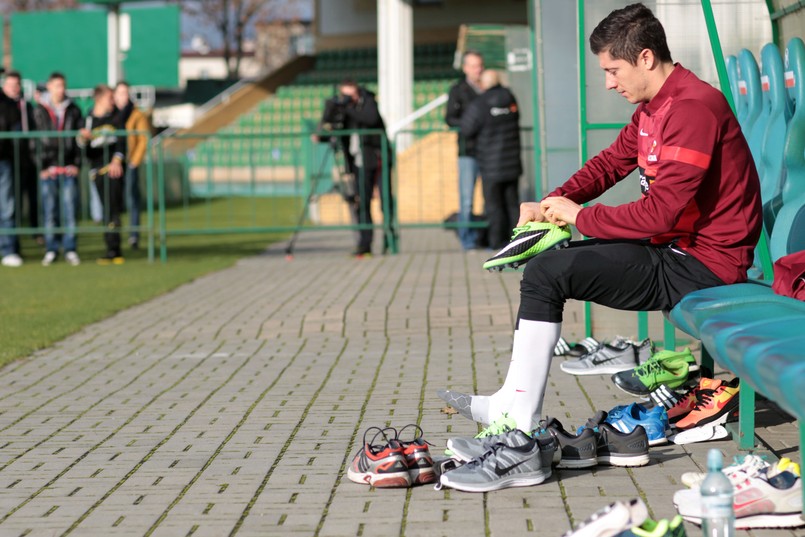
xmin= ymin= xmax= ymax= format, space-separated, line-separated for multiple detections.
xmin=474 ymin=414 xmax=515 ymax=439
xmin=464 ymin=442 xmax=510 ymax=469
xmin=396 ymin=424 xmax=434 ymax=448
xmin=633 ymin=359 xmax=665 ymax=378
xmin=509 ymin=225 xmax=533 ymax=239
xmin=689 ymin=388 xmax=716 ymax=412
xmin=363 ymin=426 xmax=400 ymax=454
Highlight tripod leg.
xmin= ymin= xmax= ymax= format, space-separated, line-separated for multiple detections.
xmin=285 ymin=142 xmax=336 ymax=258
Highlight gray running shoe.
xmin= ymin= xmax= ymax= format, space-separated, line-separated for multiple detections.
xmin=560 ymin=337 xmax=641 ymax=376
xmin=438 ymin=430 xmax=550 ymax=492
xmin=593 ymin=422 xmax=650 ymax=467
xmin=448 ymin=428 xmax=557 ymax=472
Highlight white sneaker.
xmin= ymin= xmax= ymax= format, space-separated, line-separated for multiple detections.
xmin=65 ymin=251 xmax=80 ymax=266
xmin=42 ymin=251 xmax=57 ymax=266
xmin=1 ymin=254 xmax=23 ymax=267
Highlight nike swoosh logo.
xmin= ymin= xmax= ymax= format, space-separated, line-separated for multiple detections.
xmin=492 ymin=231 xmax=547 ymax=257
xmin=639 ymin=129 xmax=649 ymax=136
xmin=495 ymin=458 xmax=529 ymax=476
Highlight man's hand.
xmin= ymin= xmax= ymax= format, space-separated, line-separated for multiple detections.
xmin=40 ymin=168 xmax=53 ymax=179
xmin=517 ymin=202 xmax=547 ymax=227
xmin=540 ymin=196 xmax=582 ymax=227
xmin=78 ymin=128 xmax=91 ymax=142
xmin=65 ymin=165 xmax=79 ymax=177
xmin=108 ymin=159 xmax=123 ymax=179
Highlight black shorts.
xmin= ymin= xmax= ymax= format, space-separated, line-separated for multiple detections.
xmin=518 ymin=239 xmax=726 ymax=323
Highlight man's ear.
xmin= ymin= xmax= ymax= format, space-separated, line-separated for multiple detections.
xmin=640 ymin=48 xmax=657 ymax=70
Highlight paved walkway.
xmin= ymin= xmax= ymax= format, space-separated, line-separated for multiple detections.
xmin=0 ymin=229 xmax=800 ymax=537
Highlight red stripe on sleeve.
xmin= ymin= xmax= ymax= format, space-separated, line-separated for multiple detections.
xmin=660 ymin=145 xmax=711 ymax=169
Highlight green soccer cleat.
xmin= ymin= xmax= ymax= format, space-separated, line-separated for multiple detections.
xmin=482 ymin=222 xmax=572 ymax=271
xmin=611 ymin=357 xmax=691 ymax=396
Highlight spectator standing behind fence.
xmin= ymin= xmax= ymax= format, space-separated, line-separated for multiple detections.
xmin=3 ymin=71 xmax=41 ymax=246
xmin=78 ymin=84 xmax=126 ymax=265
xmin=114 ymin=81 xmax=149 ymax=251
xmin=460 ymin=69 xmax=522 ymax=250
xmin=445 ymin=51 xmax=484 ymax=250
xmin=317 ymin=79 xmax=396 ymax=257
xmin=0 ymin=77 xmax=22 ymax=267
xmin=33 ymin=72 xmax=83 ymax=267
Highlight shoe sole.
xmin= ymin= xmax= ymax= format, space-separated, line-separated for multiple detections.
xmin=560 ymin=362 xmax=637 ymax=376
xmin=409 ymin=467 xmax=436 ymax=485
xmin=439 ymin=469 xmax=550 ymax=492
xmin=347 ymin=468 xmax=411 ymax=488
xmin=680 ymin=512 xmax=805 ymax=529
xmin=597 ymin=453 xmax=650 ymax=467
xmin=483 ymin=239 xmax=570 ymax=272
xmin=556 ymin=457 xmax=598 ymax=469
xmin=444 ymin=442 xmax=475 ymax=463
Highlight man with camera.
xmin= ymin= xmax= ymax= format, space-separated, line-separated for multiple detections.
xmin=317 ymin=79 xmax=395 ymax=257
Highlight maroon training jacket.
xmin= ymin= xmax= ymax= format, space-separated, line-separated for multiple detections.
xmin=549 ymin=65 xmax=762 ymax=285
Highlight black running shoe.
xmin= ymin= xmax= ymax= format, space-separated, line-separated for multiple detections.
xmin=590 ymin=423 xmax=650 ymax=467
xmin=482 ymin=222 xmax=572 ymax=271
xmin=535 ymin=417 xmax=598 ymax=469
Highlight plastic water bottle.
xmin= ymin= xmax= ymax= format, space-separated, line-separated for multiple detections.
xmin=700 ymin=449 xmax=736 ymax=537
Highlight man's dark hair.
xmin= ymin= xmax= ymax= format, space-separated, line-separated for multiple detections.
xmin=48 ymin=72 xmax=66 ymax=82
xmin=93 ymin=83 xmax=112 ymax=98
xmin=339 ymin=78 xmax=358 ymax=88
xmin=589 ymin=3 xmax=672 ymax=65
xmin=115 ymin=80 xmax=130 ymax=89
xmin=5 ymin=71 xmax=21 ymax=82
xmin=462 ymin=50 xmax=483 ymax=63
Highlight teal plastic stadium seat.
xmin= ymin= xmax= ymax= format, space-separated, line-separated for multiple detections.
xmin=770 ymin=37 xmax=805 ymax=261
xmin=668 ymin=283 xmax=773 ymax=337
xmin=757 ymin=44 xmax=793 ymax=231
xmin=727 ymin=55 xmax=748 ymax=125
xmin=741 ymin=49 xmax=765 ymax=153
xmin=724 ymin=328 xmax=805 ymax=415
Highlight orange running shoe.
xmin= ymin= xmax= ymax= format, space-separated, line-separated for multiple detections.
xmin=667 ymin=378 xmax=723 ymax=424
xmin=397 ymin=424 xmax=436 ymax=485
xmin=675 ymin=378 xmax=740 ymax=430
xmin=347 ymin=427 xmax=412 ymax=487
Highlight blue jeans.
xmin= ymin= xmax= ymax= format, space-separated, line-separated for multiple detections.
xmin=0 ymin=160 xmax=18 ymax=257
xmin=125 ymin=165 xmax=141 ymax=242
xmin=41 ymin=174 xmax=78 ymax=253
xmin=89 ymin=180 xmax=103 ymax=223
xmin=458 ymin=156 xmax=480 ymax=249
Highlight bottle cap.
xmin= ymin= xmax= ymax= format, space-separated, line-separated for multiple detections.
xmin=707 ymin=448 xmax=723 ymax=472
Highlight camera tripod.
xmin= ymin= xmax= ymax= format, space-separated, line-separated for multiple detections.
xmin=284 ymin=137 xmax=358 ymax=259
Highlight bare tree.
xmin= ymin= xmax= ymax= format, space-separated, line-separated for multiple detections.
xmin=182 ymin=0 xmax=308 ymax=79
xmin=0 ymin=0 xmax=78 ymax=69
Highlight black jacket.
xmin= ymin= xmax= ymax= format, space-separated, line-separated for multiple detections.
xmin=320 ymin=87 xmax=388 ymax=151
xmin=445 ymin=78 xmax=482 ymax=157
xmin=32 ymin=98 xmax=83 ymax=169
xmin=460 ymin=84 xmax=522 ymax=183
xmin=0 ymin=94 xmax=21 ymax=162
xmin=8 ymin=96 xmax=36 ymax=163
xmin=78 ymin=111 xmax=126 ymax=173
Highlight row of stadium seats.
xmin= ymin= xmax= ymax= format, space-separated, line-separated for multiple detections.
xmin=667 ymin=39 xmax=805 ymax=503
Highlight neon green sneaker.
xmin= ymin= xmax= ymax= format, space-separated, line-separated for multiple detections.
xmin=611 ymin=357 xmax=690 ymax=396
xmin=443 ymin=414 xmax=517 ymax=457
xmin=617 ymin=515 xmax=687 ymax=537
xmin=482 ymin=222 xmax=572 ymax=271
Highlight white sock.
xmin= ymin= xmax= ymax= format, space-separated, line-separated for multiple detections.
xmin=469 ymin=321 xmax=560 ymax=430
xmin=507 ymin=319 xmax=560 ymax=432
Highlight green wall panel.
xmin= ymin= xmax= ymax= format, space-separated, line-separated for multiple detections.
xmin=11 ymin=10 xmax=106 ymax=89
xmin=123 ymin=5 xmax=179 ymax=88
xmin=11 ymin=7 xmax=179 ymax=89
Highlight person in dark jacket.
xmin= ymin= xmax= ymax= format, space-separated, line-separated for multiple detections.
xmin=0 ymin=80 xmax=22 ymax=267
xmin=78 ymin=84 xmax=126 ymax=264
xmin=33 ymin=72 xmax=83 ymax=266
xmin=460 ymin=69 xmax=522 ymax=249
xmin=317 ymin=79 xmax=396 ymax=257
xmin=445 ymin=51 xmax=484 ymax=250
xmin=3 ymin=71 xmax=40 ymax=244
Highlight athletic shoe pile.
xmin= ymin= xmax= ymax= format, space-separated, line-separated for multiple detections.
xmin=673 ymin=458 xmax=804 ymax=529
xmin=539 ymin=415 xmax=650 ymax=468
xmin=347 ymin=425 xmax=436 ymax=487
xmin=666 ymin=377 xmax=740 ymax=444
xmin=580 ymin=404 xmax=669 ymax=446
xmin=611 ymin=349 xmax=696 ymax=396
xmin=679 ymin=453 xmax=772 ymax=489
xmin=437 ymin=428 xmax=555 ymax=492
xmin=563 ymin=498 xmax=687 ymax=537
xmin=482 ymin=221 xmax=572 ymax=271
xmin=444 ymin=413 xmax=517 ymax=458
xmin=560 ymin=337 xmax=653 ymax=376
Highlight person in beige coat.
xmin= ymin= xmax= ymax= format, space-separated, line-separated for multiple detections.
xmin=113 ymin=81 xmax=150 ymax=249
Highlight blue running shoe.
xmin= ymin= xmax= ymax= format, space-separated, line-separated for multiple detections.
xmin=579 ymin=404 xmax=669 ymax=446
